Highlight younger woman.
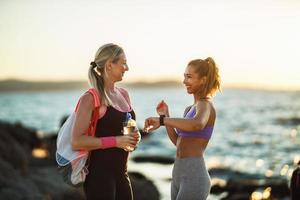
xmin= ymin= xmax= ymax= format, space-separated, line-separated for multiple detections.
xmin=144 ymin=57 xmax=221 ymax=200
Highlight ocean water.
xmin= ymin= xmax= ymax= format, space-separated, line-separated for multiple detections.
xmin=1 ymin=87 xmax=300 ymax=199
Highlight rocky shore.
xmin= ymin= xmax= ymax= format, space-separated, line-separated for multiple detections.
xmin=0 ymin=120 xmax=159 ymax=200
xmin=0 ymin=119 xmax=293 ymax=200
xmin=131 ymin=155 xmax=291 ymax=200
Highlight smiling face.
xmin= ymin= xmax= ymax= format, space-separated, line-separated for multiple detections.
xmin=183 ymin=65 xmax=206 ymax=95
xmin=107 ymin=53 xmax=128 ymax=82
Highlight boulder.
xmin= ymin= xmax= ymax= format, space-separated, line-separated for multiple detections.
xmin=0 ymin=120 xmax=160 ymax=200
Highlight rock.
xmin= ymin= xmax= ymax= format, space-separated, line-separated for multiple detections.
xmin=59 ymin=115 xmax=69 ymax=127
xmin=275 ymin=117 xmax=300 ymax=126
xmin=0 ymin=121 xmax=83 ymax=200
xmin=29 ymin=167 xmax=85 ymax=200
xmin=0 ymin=121 xmax=40 ymax=149
xmin=0 ymin=128 xmax=29 ymax=173
xmin=0 ymin=120 xmax=160 ymax=200
xmin=0 ymin=159 xmax=20 ymax=188
xmin=290 ymin=165 xmax=300 ymax=200
xmin=209 ymin=167 xmax=290 ymax=199
xmin=222 ymin=193 xmax=249 ymax=200
xmin=0 ymin=188 xmax=26 ymax=200
xmin=132 ymin=155 xmax=174 ymax=164
xmin=129 ymin=172 xmax=160 ymax=200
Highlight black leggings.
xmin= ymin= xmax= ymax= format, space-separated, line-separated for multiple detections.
xmin=84 ymin=171 xmax=133 ymax=200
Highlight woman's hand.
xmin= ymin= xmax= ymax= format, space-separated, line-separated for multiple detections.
xmin=126 ymin=128 xmax=141 ymax=151
xmin=156 ymin=100 xmax=169 ymax=117
xmin=144 ymin=117 xmax=160 ymax=133
xmin=116 ymin=135 xmax=138 ymax=152
xmin=131 ymin=127 xmax=141 ymax=144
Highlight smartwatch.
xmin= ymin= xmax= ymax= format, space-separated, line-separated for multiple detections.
xmin=159 ymin=115 xmax=165 ymax=126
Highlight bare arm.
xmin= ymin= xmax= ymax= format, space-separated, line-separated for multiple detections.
xmin=162 ymin=102 xmax=178 ymax=146
xmin=71 ymin=93 xmax=138 ymax=151
xmin=164 ymin=101 xmax=211 ymax=131
xmin=165 ymin=125 xmax=177 ymax=146
xmin=156 ymin=100 xmax=178 ymax=145
xmin=164 ymin=106 xmax=192 ymax=145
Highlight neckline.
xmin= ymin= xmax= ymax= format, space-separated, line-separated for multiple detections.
xmin=107 ymin=87 xmax=132 ymax=113
xmin=109 ymin=105 xmax=133 ymax=113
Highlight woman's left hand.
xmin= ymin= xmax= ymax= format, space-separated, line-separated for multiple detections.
xmin=125 ymin=128 xmax=141 ymax=151
xmin=132 ymin=127 xmax=141 ymax=143
xmin=144 ymin=117 xmax=160 ymax=133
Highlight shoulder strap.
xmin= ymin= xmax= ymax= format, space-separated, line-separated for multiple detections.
xmin=88 ymin=88 xmax=100 ymax=108
xmin=183 ymin=106 xmax=192 ymax=117
xmin=87 ymin=88 xmax=100 ymax=137
xmin=74 ymin=88 xmax=101 ymax=137
xmin=74 ymin=88 xmax=100 ymax=112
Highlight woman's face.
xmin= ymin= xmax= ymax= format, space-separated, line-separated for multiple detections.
xmin=108 ymin=53 xmax=128 ymax=82
xmin=183 ymin=65 xmax=205 ymax=94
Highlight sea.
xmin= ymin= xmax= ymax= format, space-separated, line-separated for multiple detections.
xmin=1 ymin=86 xmax=300 ymax=200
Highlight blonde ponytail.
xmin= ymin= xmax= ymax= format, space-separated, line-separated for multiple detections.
xmin=88 ymin=43 xmax=124 ymax=106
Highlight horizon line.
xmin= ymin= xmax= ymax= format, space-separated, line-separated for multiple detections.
xmin=0 ymin=78 xmax=300 ymax=91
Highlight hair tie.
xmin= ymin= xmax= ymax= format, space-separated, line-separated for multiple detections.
xmin=90 ymin=61 xmax=97 ymax=68
xmin=92 ymin=65 xmax=102 ymax=76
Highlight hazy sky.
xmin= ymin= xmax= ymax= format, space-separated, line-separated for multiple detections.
xmin=1 ymin=0 xmax=300 ymax=89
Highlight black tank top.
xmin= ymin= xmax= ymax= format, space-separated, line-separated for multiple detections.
xmin=88 ymin=106 xmax=136 ymax=175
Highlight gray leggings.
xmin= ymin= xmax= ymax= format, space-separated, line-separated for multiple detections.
xmin=171 ymin=157 xmax=211 ymax=200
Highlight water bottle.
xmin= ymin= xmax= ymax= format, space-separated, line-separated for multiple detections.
xmin=123 ymin=112 xmax=136 ymax=151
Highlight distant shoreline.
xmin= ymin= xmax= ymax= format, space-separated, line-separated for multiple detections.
xmin=0 ymin=79 xmax=299 ymax=92
xmin=0 ymin=79 xmax=183 ymax=91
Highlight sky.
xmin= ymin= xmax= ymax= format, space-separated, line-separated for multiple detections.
xmin=0 ymin=0 xmax=300 ymax=89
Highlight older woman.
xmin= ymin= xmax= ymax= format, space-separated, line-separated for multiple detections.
xmin=71 ymin=43 xmax=140 ymax=200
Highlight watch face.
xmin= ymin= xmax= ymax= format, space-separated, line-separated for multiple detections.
xmin=160 ymin=115 xmax=165 ymax=126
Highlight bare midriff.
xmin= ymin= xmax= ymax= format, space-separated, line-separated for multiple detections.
xmin=176 ymin=137 xmax=208 ymax=158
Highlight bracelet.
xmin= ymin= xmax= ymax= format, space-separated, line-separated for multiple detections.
xmin=101 ymin=136 xmax=117 ymax=149
xmin=159 ymin=115 xmax=165 ymax=126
